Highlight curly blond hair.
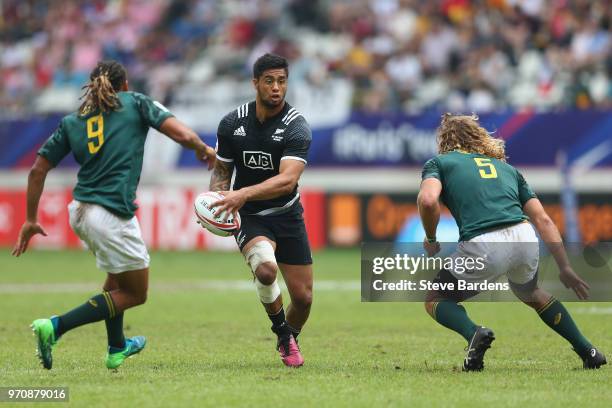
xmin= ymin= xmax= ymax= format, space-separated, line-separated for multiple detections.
xmin=436 ymin=113 xmax=506 ymax=161
xmin=79 ymin=61 xmax=126 ymax=116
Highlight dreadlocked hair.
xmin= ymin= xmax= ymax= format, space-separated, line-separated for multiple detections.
xmin=78 ymin=60 xmax=127 ymax=116
xmin=436 ymin=113 xmax=506 ymax=161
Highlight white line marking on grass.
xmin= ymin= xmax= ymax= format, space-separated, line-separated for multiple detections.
xmin=0 ymin=280 xmax=361 ymax=294
xmin=572 ymin=306 xmax=612 ymax=315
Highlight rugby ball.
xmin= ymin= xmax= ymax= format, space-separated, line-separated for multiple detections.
xmin=194 ymin=191 xmax=241 ymax=237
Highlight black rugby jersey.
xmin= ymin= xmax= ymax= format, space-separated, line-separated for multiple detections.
xmin=215 ymin=101 xmax=312 ymax=216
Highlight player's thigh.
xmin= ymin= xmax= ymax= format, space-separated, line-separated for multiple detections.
xmin=236 ymin=213 xmax=276 ymax=255
xmin=69 ymin=201 xmax=150 ymax=274
xmin=272 ymin=212 xmax=313 ymax=266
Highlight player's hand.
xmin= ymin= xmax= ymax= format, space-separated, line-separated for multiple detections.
xmin=559 ymin=266 xmax=590 ymax=300
xmin=211 ymin=190 xmax=247 ymax=222
xmin=12 ymin=221 xmax=47 ymax=257
xmin=196 ymin=145 xmax=216 ymax=170
xmin=423 ymin=238 xmax=440 ymax=257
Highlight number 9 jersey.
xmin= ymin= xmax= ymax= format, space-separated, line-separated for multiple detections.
xmin=38 ymin=92 xmax=173 ymax=219
xmin=421 ymin=151 xmax=537 ymax=242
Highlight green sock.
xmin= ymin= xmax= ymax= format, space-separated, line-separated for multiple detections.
xmin=56 ymin=292 xmax=117 ymax=337
xmin=537 ymin=297 xmax=592 ymax=357
xmin=433 ymin=300 xmax=478 ymax=342
xmin=105 ymin=312 xmax=125 ymax=349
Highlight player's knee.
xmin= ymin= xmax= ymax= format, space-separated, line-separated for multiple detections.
xmin=130 ymin=289 xmax=147 ymax=306
xmin=292 ymin=288 xmax=313 ymax=311
xmin=246 ymin=241 xmax=277 ymax=284
xmin=255 ymin=262 xmax=278 ymax=285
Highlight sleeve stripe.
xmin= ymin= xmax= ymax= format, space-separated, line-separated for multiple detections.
xmin=283 ymin=110 xmax=301 ymax=125
xmin=282 ymin=108 xmax=296 ymax=122
xmin=237 ymin=103 xmax=249 ymax=118
xmin=280 ymin=156 xmax=307 ymax=164
xmin=285 ymin=113 xmax=302 ymax=125
xmin=216 ymin=154 xmax=234 ymax=162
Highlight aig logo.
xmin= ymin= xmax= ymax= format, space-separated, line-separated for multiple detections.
xmin=243 ymin=151 xmax=274 ymax=170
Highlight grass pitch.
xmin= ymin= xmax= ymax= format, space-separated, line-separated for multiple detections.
xmin=1 ymin=249 xmax=611 ymax=407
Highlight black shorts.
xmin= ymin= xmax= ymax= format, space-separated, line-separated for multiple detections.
xmin=235 ymin=204 xmax=312 ymax=265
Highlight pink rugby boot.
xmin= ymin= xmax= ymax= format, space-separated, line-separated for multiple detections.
xmin=277 ymin=334 xmax=304 ymax=367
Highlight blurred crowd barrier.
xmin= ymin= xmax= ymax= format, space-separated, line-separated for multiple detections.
xmin=1 ymin=188 xmax=611 ymax=250
xmin=2 ymin=109 xmax=611 ymax=170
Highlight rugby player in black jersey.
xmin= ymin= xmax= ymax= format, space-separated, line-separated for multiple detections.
xmin=209 ymin=54 xmax=312 ymax=367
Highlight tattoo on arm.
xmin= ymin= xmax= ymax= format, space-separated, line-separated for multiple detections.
xmin=209 ymin=160 xmax=234 ymax=191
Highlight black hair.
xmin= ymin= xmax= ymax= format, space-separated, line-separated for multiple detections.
xmin=79 ymin=60 xmax=127 ymax=116
xmin=253 ymin=53 xmax=289 ymax=79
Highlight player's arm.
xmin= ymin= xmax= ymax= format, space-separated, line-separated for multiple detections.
xmin=12 ymin=155 xmax=52 ymax=256
xmin=159 ymin=117 xmax=216 ymax=170
xmin=523 ymin=198 xmax=589 ymax=299
xmin=242 ymin=159 xmax=305 ymax=200
xmin=212 ymin=159 xmax=304 ymax=220
xmin=417 ymin=178 xmax=442 ymax=256
xmin=209 ymin=159 xmax=234 ymax=191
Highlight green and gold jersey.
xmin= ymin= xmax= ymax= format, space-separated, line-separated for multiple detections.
xmin=421 ymin=151 xmax=536 ymax=242
xmin=38 ymin=91 xmax=173 ymax=218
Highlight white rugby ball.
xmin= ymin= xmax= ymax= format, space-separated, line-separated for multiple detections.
xmin=194 ymin=191 xmax=241 ymax=237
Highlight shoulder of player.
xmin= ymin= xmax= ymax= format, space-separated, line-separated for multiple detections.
xmin=280 ymin=105 xmax=306 ymax=126
xmin=220 ymin=101 xmax=253 ymax=126
xmin=234 ymin=101 xmax=253 ymax=120
xmin=114 ymin=91 xmax=149 ymax=111
xmin=118 ymin=91 xmax=143 ymax=103
xmin=282 ymin=108 xmax=310 ymax=137
xmin=60 ymin=111 xmax=81 ymax=129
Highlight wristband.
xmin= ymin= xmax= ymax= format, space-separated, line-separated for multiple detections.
xmin=426 ymin=237 xmax=437 ymax=243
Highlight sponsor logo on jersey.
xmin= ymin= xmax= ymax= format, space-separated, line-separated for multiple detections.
xmin=233 ymin=126 xmax=246 ymax=136
xmin=272 ymin=128 xmax=285 ymax=142
xmin=243 ymin=151 xmax=274 ymax=170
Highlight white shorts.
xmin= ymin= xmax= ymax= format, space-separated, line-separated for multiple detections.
xmin=449 ymin=222 xmax=539 ymax=285
xmin=68 ymin=200 xmax=150 ymax=274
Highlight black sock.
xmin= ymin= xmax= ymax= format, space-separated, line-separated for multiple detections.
xmin=268 ymin=307 xmax=289 ymax=336
xmin=56 ymin=292 xmax=117 ymax=337
xmin=287 ymin=323 xmax=301 ymax=340
xmin=105 ymin=312 xmax=125 ymax=349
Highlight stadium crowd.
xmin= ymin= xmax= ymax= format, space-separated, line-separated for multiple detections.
xmin=1 ymin=0 xmax=610 ymax=116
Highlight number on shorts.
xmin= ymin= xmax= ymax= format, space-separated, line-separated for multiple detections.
xmin=474 ymin=157 xmax=497 ymax=179
xmin=86 ymin=115 xmax=104 ymax=154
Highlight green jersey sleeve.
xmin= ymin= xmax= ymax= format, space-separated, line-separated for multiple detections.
xmin=132 ymin=92 xmax=174 ymax=130
xmin=38 ymin=119 xmax=71 ymax=167
xmin=517 ymin=170 xmax=536 ymax=205
xmin=422 ymin=157 xmax=442 ymax=181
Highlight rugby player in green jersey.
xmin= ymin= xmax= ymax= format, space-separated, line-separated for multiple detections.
xmin=12 ymin=61 xmax=216 ymax=370
xmin=418 ymin=113 xmax=606 ymax=371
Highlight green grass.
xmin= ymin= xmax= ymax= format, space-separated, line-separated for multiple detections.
xmin=1 ymin=249 xmax=611 ymax=407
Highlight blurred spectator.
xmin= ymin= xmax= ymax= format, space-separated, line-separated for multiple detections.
xmin=0 ymin=0 xmax=611 ymax=116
